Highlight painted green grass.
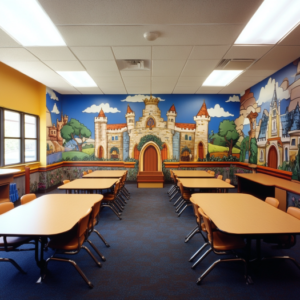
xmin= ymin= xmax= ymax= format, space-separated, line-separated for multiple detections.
xmin=82 ymin=148 xmax=95 ymax=156
xmin=62 ymin=151 xmax=90 ymax=160
xmin=208 ymin=143 xmax=240 ymax=154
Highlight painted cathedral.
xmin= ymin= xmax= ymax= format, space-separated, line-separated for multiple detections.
xmin=94 ymin=96 xmax=210 ymax=161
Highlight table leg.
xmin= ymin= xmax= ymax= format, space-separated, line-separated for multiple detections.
xmin=245 ymin=238 xmax=254 ymax=284
xmin=35 ymin=237 xmax=48 ymax=283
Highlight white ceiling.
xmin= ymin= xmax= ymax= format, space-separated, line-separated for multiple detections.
xmin=0 ymin=0 xmax=300 ymax=95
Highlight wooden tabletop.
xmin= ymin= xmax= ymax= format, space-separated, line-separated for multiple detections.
xmin=58 ymin=178 xmax=117 ymax=190
xmin=236 ymin=173 xmax=300 ymax=194
xmin=179 ymin=178 xmax=234 ymax=189
xmin=0 ymin=194 xmax=103 ymax=236
xmin=83 ymin=170 xmax=125 ymax=178
xmin=190 ymin=193 xmax=300 ymax=235
xmin=173 ymin=170 xmax=214 ymax=178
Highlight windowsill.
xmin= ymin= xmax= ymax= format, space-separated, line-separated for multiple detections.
xmin=0 ymin=161 xmax=40 ymax=172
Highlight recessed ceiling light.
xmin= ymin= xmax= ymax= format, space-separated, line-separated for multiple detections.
xmin=57 ymin=71 xmax=97 ymax=87
xmin=0 ymin=0 xmax=65 ymax=46
xmin=202 ymin=70 xmax=243 ymax=86
xmin=235 ymin=0 xmax=300 ymax=45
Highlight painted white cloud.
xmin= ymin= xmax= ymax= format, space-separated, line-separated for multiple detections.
xmin=51 ymin=103 xmax=60 ymax=114
xmin=121 ymin=94 xmax=165 ymax=102
xmin=257 ymin=77 xmax=290 ymax=105
xmin=46 ymin=87 xmax=59 ymax=101
xmin=207 ymin=104 xmax=234 ymax=117
xmin=225 ymin=95 xmax=240 ymax=103
xmin=83 ymin=103 xmax=120 ymax=113
xmin=243 ymin=118 xmax=250 ymax=125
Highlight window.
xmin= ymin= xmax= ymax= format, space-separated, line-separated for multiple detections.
xmin=291 ymin=139 xmax=296 ymax=146
xmin=185 ymin=134 xmax=188 ymax=140
xmin=129 ymin=119 xmax=133 ymax=123
xmin=285 ymin=148 xmax=289 ymax=162
xmin=1 ymin=108 xmax=39 ymax=166
xmin=260 ymin=150 xmax=264 ymax=162
xmin=189 ymin=136 xmax=192 ymax=141
xmin=112 ymin=136 xmax=114 ymax=141
xmin=115 ymin=136 xmax=118 ymax=141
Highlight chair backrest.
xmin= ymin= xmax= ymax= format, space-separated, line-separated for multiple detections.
xmin=217 ymin=175 xmax=223 ymax=180
xmin=210 ymin=171 xmax=215 ymax=176
xmin=63 ymin=180 xmax=70 ymax=184
xmin=20 ymin=193 xmax=36 ymax=205
xmin=114 ymin=180 xmax=120 ymax=197
xmin=78 ymin=208 xmax=92 ymax=244
xmin=265 ymin=197 xmax=279 ymax=208
xmin=207 ymin=170 xmax=211 ymax=173
xmin=287 ymin=207 xmax=300 ymax=220
xmin=225 ymin=178 xmax=231 ymax=184
xmin=89 ymin=199 xmax=102 ymax=229
xmin=88 ymin=169 xmax=93 ymax=174
xmin=0 ymin=202 xmax=14 ymax=215
xmin=198 ymin=207 xmax=212 ymax=243
xmin=83 ymin=171 xmax=87 ymax=176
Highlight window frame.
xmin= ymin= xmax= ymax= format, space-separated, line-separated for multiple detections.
xmin=0 ymin=107 xmax=40 ymax=167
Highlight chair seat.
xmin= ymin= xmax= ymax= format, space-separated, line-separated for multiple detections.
xmin=0 ymin=236 xmax=32 ymax=250
xmin=213 ymin=231 xmax=245 ymax=251
xmin=88 ymin=218 xmax=97 ymax=230
xmin=103 ymin=193 xmax=114 ymax=201
xmin=49 ymin=234 xmax=85 ymax=251
xmin=182 ymin=192 xmax=191 ymax=199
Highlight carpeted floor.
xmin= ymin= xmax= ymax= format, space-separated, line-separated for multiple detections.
xmin=1 ymin=185 xmax=300 ymax=299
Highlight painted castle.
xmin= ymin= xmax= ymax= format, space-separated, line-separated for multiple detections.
xmin=94 ymin=96 xmax=210 ymax=161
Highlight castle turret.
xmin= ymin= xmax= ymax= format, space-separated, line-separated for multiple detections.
xmin=94 ymin=108 xmax=107 ymax=158
xmin=125 ymin=105 xmax=135 ymax=131
xmin=193 ymin=100 xmax=210 ymax=160
xmin=167 ymin=104 xmax=177 ymax=130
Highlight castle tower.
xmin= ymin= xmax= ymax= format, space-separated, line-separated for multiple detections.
xmin=193 ymin=100 xmax=211 ymax=161
xmin=166 ymin=104 xmax=177 ymax=130
xmin=94 ymin=108 xmax=107 ymax=158
xmin=125 ymin=105 xmax=135 ymax=132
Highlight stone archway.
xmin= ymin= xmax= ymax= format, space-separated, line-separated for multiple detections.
xmin=139 ymin=141 xmax=162 ymax=172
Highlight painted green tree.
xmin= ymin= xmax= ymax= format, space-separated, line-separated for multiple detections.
xmin=210 ymin=120 xmax=239 ymax=156
xmin=61 ymin=118 xmax=91 ymax=152
xmin=239 ymin=136 xmax=249 ymax=162
xmin=249 ymin=138 xmax=258 ymax=164
xmin=292 ymin=144 xmax=300 ymax=181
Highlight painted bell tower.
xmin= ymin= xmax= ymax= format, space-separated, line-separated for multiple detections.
xmin=94 ymin=108 xmax=107 ymax=158
xmin=125 ymin=105 xmax=135 ymax=132
xmin=167 ymin=104 xmax=177 ymax=130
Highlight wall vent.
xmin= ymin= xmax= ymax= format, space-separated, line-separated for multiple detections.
xmin=216 ymin=59 xmax=255 ymax=70
xmin=116 ymin=60 xmax=150 ymax=71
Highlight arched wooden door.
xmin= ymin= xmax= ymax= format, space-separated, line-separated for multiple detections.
xmin=134 ymin=145 xmax=140 ymax=160
xmin=268 ymin=146 xmax=278 ymax=169
xmin=98 ymin=146 xmax=104 ymax=158
xmin=198 ymin=142 xmax=204 ymax=160
xmin=143 ymin=145 xmax=158 ymax=171
xmin=161 ymin=144 xmax=167 ymax=161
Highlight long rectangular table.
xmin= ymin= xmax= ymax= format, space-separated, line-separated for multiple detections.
xmin=179 ymin=178 xmax=234 ymax=190
xmin=83 ymin=170 xmax=125 ymax=178
xmin=172 ymin=170 xmax=214 ymax=178
xmin=0 ymin=194 xmax=103 ymax=281
xmin=58 ymin=178 xmax=118 ymax=192
xmin=236 ymin=173 xmax=300 ymax=211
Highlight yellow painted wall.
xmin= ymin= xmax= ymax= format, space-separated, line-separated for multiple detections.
xmin=0 ymin=62 xmax=47 ymax=166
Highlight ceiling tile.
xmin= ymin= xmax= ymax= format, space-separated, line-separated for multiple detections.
xmin=242 ymin=70 xmax=275 ymax=77
xmin=152 ymin=60 xmax=186 ymax=77
xmin=121 ymin=70 xmax=151 ymax=77
xmin=262 ymin=46 xmax=300 ymax=61
xmin=112 ymin=46 xmax=151 ymax=59
xmin=127 ymin=87 xmax=151 ymax=94
xmin=70 ymin=47 xmax=114 ymax=60
xmin=152 ymin=46 xmax=192 ymax=60
xmin=92 ymin=76 xmax=123 ymax=85
xmin=0 ymin=48 xmax=39 ymax=62
xmin=0 ymin=29 xmax=21 ymax=47
xmin=101 ymin=87 xmax=127 ymax=94
xmin=123 ymin=77 xmax=150 ymax=85
xmin=249 ymin=59 xmax=292 ymax=71
xmin=224 ymin=45 xmax=273 ymax=59
xmin=152 ymin=82 xmax=176 ymax=89
xmin=196 ymin=86 xmax=223 ymax=94
xmin=76 ymin=87 xmax=103 ymax=94
xmin=26 ymin=47 xmax=77 ymax=61
xmin=82 ymin=60 xmax=119 ymax=73
xmin=54 ymin=87 xmax=81 ymax=94
xmin=181 ymin=60 xmax=219 ymax=77
xmin=173 ymin=87 xmax=198 ymax=94
xmin=3 ymin=61 xmax=53 ymax=74
xmin=151 ymin=87 xmax=175 ymax=94
xmin=44 ymin=60 xmax=85 ymax=71
xmin=97 ymin=82 xmax=125 ymax=89
xmin=189 ymin=46 xmax=230 ymax=60
xmin=279 ymin=24 xmax=300 ymax=46
xmin=152 ymin=77 xmax=178 ymax=84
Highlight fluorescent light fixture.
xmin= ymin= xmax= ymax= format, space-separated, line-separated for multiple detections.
xmin=57 ymin=71 xmax=97 ymax=87
xmin=235 ymin=0 xmax=300 ymax=44
xmin=0 ymin=0 xmax=65 ymax=46
xmin=202 ymin=70 xmax=243 ymax=86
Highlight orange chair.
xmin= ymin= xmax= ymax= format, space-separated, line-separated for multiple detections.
xmin=217 ymin=175 xmax=223 ymax=180
xmin=46 ymin=208 xmax=101 ymax=289
xmin=102 ymin=181 xmax=122 ymax=220
xmin=63 ymin=180 xmax=70 ymax=184
xmin=265 ymin=197 xmax=279 ymax=208
xmin=175 ymin=181 xmax=192 ymax=217
xmin=20 ymin=193 xmax=36 ymax=205
xmin=197 ymin=207 xmax=247 ymax=285
xmin=210 ymin=171 xmax=215 ymax=176
xmin=168 ymin=170 xmax=177 ymax=196
xmin=83 ymin=171 xmax=87 ymax=176
xmin=88 ymin=170 xmax=93 ymax=174
xmin=225 ymin=178 xmax=231 ymax=184
xmin=0 ymin=202 xmax=34 ymax=273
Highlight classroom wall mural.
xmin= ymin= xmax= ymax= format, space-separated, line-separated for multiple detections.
xmin=237 ymin=58 xmax=300 ymax=181
xmin=46 ymin=91 xmax=242 ymax=166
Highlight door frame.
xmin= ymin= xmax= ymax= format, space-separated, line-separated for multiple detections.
xmin=139 ymin=141 xmax=162 ymax=172
xmin=267 ymin=144 xmax=278 ymax=169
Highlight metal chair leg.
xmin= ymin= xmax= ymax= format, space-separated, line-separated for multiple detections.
xmin=192 ymin=247 xmax=212 ymax=269
xmin=86 ymin=240 xmax=106 ymax=261
xmin=189 ymin=242 xmax=209 ymax=262
xmin=170 ymin=190 xmax=179 ymax=200
xmin=185 ymin=227 xmax=200 ymax=243
xmin=175 ymin=200 xmax=185 ymax=212
xmin=93 ymin=229 xmax=110 ymax=247
xmin=173 ymin=196 xmax=182 ymax=206
xmin=185 ymin=225 xmax=199 ymax=239
xmin=81 ymin=245 xmax=102 ymax=267
xmin=0 ymin=258 xmax=26 ymax=274
xmin=178 ymin=204 xmax=188 ymax=217
xmin=102 ymin=204 xmax=122 ymax=220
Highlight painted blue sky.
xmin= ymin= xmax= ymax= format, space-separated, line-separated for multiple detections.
xmin=47 ymin=93 xmax=241 ymax=139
